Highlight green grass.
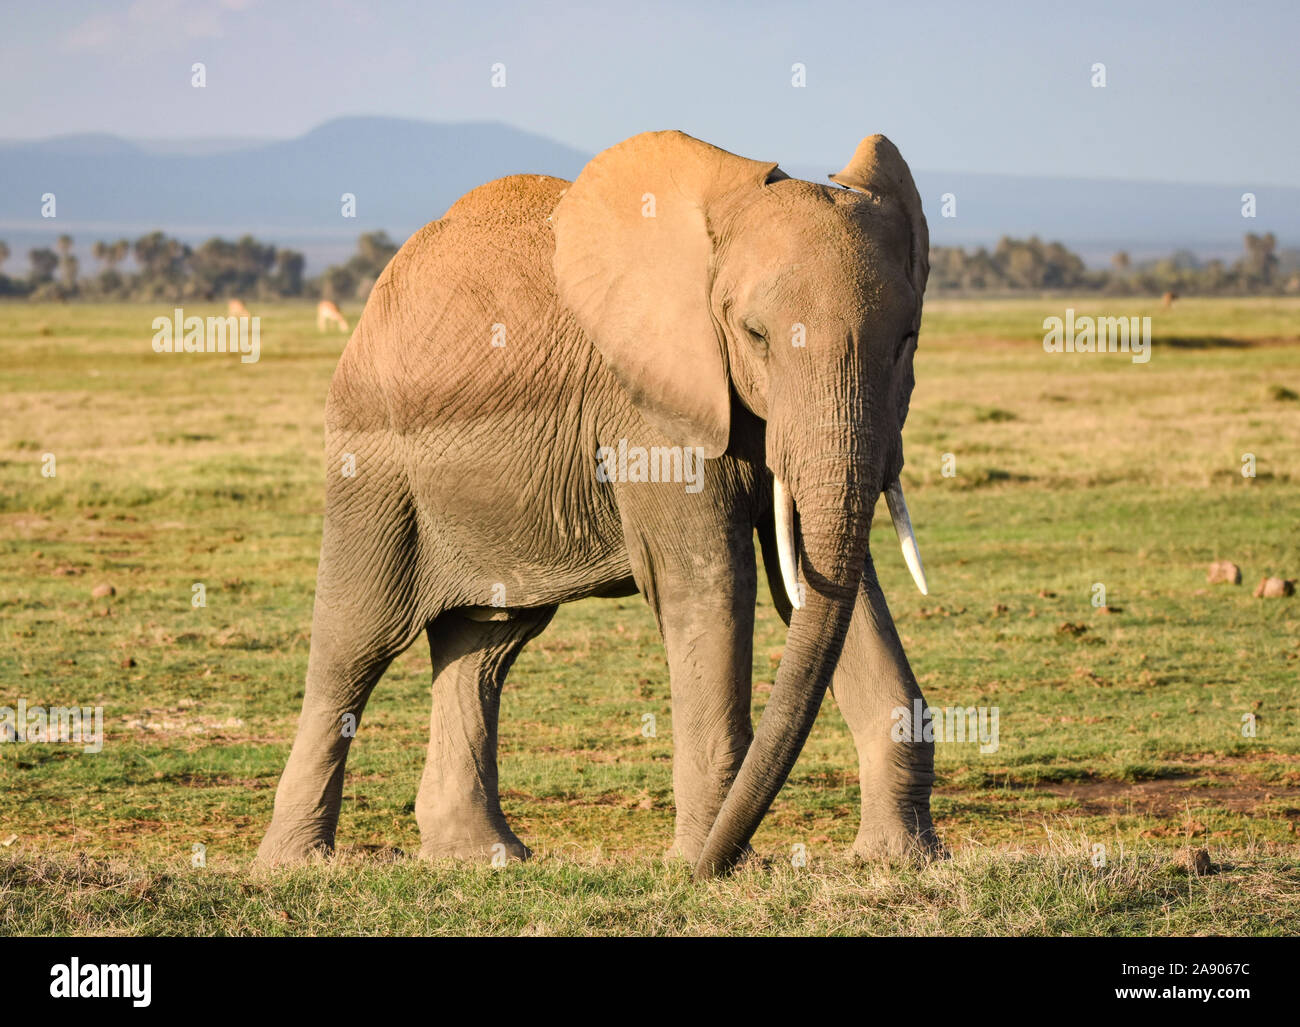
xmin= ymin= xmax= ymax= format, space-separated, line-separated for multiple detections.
xmin=1 ymin=297 xmax=1299 ymax=935
xmin=5 ymin=839 xmax=1296 ymax=936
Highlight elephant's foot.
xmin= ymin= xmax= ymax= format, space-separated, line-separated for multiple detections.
xmin=667 ymin=832 xmax=757 ymax=870
xmin=417 ymin=807 xmax=531 ymax=863
xmin=255 ymin=815 xmax=337 ymax=867
xmin=666 ymin=834 xmax=706 ymax=865
xmin=670 ymin=811 xmax=734 ymax=866
xmin=669 ymin=764 xmax=749 ymax=866
xmin=851 ymin=818 xmax=945 ymax=865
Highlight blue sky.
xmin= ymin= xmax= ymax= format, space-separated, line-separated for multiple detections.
xmin=3 ymin=0 xmax=1297 ymax=185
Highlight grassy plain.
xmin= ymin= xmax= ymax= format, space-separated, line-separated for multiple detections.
xmin=1 ymin=296 xmax=1298 ymax=934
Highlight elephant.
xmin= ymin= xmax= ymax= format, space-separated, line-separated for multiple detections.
xmin=257 ymin=129 xmax=940 ymax=879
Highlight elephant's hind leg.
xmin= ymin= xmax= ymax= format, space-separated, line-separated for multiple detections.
xmin=257 ymin=480 xmax=429 ymax=866
xmin=416 ymin=605 xmax=556 ymax=862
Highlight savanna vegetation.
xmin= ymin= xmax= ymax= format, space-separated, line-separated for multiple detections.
xmin=0 ymin=231 xmax=399 ymax=303
xmin=1 ymin=297 xmax=1298 ymax=935
xmin=928 ymin=232 xmax=1299 ymax=295
xmin=0 ymin=230 xmax=1295 ymax=303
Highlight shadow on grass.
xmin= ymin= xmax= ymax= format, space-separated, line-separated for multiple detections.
xmin=1156 ymin=335 xmax=1254 ymax=349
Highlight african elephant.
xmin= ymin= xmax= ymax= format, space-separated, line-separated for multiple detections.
xmin=257 ymin=130 xmax=939 ymax=879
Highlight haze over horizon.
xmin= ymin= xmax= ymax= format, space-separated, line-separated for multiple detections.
xmin=5 ymin=113 xmax=1290 ymax=191
xmin=3 ymin=114 xmax=1297 ymax=275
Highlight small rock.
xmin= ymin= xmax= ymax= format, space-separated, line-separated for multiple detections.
xmin=120 ymin=657 xmax=137 ymax=668
xmin=1207 ymin=560 xmax=1242 ymax=585
xmin=91 ymin=583 xmax=116 ymax=599
xmin=1057 ymin=621 xmax=1088 ymax=636
xmin=1178 ymin=847 xmax=1213 ymax=876
xmin=53 ymin=565 xmax=82 ymax=576
xmin=1094 ymin=605 xmax=1121 ymax=615
xmin=1038 ymin=589 xmax=1057 ymax=598
xmin=1253 ymin=577 xmax=1295 ymax=598
xmin=992 ymin=603 xmax=1009 ymax=615
xmin=0 ymin=834 xmax=17 ymax=847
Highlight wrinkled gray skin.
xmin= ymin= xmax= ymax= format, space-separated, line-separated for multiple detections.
xmin=257 ymin=130 xmax=940 ymax=879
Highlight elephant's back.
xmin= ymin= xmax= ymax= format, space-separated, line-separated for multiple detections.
xmin=441 ymin=173 xmax=571 ymax=226
xmin=328 ymin=173 xmax=592 ymax=436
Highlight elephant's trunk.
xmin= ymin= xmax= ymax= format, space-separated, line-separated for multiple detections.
xmin=693 ymin=468 xmax=870 ymax=879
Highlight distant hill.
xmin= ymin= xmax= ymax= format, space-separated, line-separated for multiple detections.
xmin=0 ymin=117 xmax=590 ymax=271
xmin=1 ymin=116 xmax=1295 ymax=272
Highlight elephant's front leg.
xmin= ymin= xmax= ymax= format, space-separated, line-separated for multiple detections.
xmin=658 ymin=577 xmax=757 ymax=862
xmin=830 ymin=561 xmax=941 ymax=861
xmin=624 ymin=499 xmax=757 ymax=863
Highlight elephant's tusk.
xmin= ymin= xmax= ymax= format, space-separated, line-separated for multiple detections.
xmin=884 ymin=478 xmax=928 ymax=596
xmin=773 ymin=476 xmax=803 ymax=611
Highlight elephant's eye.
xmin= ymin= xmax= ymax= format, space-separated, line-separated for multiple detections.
xmin=743 ymin=319 xmax=769 ymax=355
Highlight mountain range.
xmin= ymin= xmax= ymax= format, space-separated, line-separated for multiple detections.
xmin=2 ymin=116 xmax=1295 ymax=273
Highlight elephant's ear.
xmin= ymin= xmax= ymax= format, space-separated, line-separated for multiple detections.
xmin=552 ymin=131 xmax=779 ymax=458
xmin=829 ymin=135 xmax=930 ymax=330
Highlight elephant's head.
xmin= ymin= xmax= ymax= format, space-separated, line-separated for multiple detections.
xmin=551 ymin=130 xmax=929 ymax=878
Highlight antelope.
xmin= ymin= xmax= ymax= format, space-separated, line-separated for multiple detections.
xmin=1160 ymin=290 xmax=1178 ymax=311
xmin=228 ymin=299 xmax=251 ymax=317
xmin=317 ymin=300 xmax=349 ymax=333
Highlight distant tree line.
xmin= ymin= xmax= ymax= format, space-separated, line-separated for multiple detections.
xmin=928 ymin=232 xmax=1299 ymax=295
xmin=0 ymin=229 xmax=1295 ymax=300
xmin=0 ymin=231 xmax=399 ymax=302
